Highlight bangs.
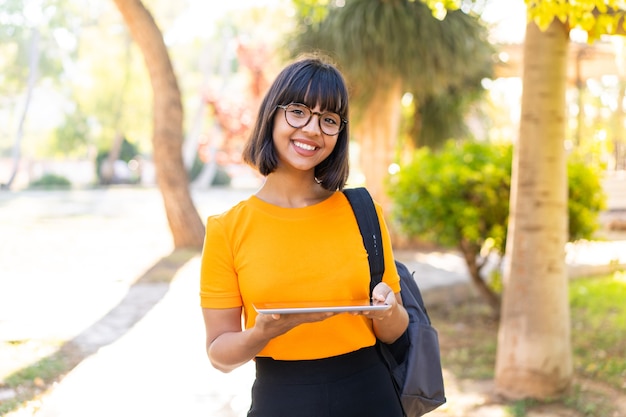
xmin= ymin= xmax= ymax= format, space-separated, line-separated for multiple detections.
xmin=278 ymin=64 xmax=348 ymax=117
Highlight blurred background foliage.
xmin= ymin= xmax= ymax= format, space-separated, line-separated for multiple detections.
xmin=289 ymin=0 xmax=494 ymax=149
xmin=0 ymin=0 xmax=623 ymax=199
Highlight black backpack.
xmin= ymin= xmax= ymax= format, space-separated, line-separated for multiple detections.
xmin=344 ymin=187 xmax=446 ymax=417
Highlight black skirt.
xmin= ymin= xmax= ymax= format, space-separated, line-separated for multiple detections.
xmin=248 ymin=346 xmax=404 ymax=417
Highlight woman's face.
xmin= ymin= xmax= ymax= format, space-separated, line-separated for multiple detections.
xmin=272 ymin=103 xmax=339 ymax=174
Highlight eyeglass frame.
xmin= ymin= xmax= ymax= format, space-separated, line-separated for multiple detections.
xmin=276 ymin=103 xmax=348 ymax=136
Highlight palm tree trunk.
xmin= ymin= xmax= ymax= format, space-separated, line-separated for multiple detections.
xmin=111 ymin=0 xmax=205 ymax=248
xmin=495 ymin=19 xmax=572 ymax=399
xmin=353 ymin=81 xmax=402 ymax=210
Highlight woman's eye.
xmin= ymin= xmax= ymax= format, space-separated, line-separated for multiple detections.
xmin=323 ymin=116 xmax=338 ymax=125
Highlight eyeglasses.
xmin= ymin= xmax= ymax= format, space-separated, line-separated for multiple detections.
xmin=277 ymin=103 xmax=347 ymax=136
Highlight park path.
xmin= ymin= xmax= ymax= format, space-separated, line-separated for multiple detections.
xmin=1 ymin=187 xmax=624 ymax=416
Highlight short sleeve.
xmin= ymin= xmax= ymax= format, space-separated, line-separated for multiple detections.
xmin=199 ymin=215 xmax=243 ymax=308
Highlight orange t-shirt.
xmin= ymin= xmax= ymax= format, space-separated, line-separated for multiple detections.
xmin=200 ymin=191 xmax=400 ymax=360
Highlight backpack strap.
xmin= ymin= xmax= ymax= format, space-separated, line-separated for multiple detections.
xmin=343 ymin=187 xmax=385 ymax=295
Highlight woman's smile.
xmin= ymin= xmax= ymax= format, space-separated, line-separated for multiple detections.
xmin=292 ymin=140 xmax=318 ymax=152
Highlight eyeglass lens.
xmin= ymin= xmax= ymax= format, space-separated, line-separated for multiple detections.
xmin=283 ymin=103 xmax=342 ymax=135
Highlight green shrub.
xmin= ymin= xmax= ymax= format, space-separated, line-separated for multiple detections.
xmin=388 ymin=140 xmax=607 ymax=253
xmin=567 ymin=153 xmax=607 ymax=241
xmin=29 ymin=174 xmax=71 ymax=189
xmin=95 ymin=138 xmax=141 ymax=184
xmin=211 ymin=166 xmax=232 ymax=186
xmin=389 ymin=141 xmax=512 ymax=255
xmin=388 ymin=140 xmax=607 ymax=305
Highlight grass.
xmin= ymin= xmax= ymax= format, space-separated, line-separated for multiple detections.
xmin=428 ymin=270 xmax=626 ymax=416
xmin=570 ymin=271 xmax=626 ymax=390
xmin=562 ymin=384 xmax=617 ymax=417
xmin=507 ymin=399 xmax=537 ymax=417
xmin=0 ymin=344 xmax=80 ymax=415
xmin=429 ymin=298 xmax=498 ymax=380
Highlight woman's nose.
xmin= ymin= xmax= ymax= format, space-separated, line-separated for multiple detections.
xmin=302 ymin=114 xmax=322 ymax=134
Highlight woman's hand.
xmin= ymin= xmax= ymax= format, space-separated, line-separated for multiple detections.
xmin=254 ymin=310 xmax=336 ymax=339
xmin=362 ymin=282 xmax=409 ymax=343
xmin=203 ymin=307 xmax=336 ymax=373
xmin=362 ymin=282 xmax=399 ymax=321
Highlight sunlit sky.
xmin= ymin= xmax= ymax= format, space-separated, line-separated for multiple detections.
xmin=166 ymin=0 xmax=291 ymax=42
xmin=168 ymin=0 xmax=528 ymax=44
xmin=480 ymin=0 xmax=527 ymax=43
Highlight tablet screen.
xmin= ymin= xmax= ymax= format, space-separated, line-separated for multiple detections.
xmin=253 ymin=300 xmax=391 ymax=314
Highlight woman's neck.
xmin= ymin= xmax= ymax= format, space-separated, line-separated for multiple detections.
xmin=255 ymin=173 xmax=334 ymax=208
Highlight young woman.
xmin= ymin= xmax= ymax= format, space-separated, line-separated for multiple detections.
xmin=200 ymin=56 xmax=409 ymax=417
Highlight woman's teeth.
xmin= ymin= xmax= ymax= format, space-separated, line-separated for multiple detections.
xmin=294 ymin=141 xmax=316 ymax=151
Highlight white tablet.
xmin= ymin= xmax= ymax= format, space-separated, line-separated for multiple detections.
xmin=253 ymin=300 xmax=391 ymax=314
